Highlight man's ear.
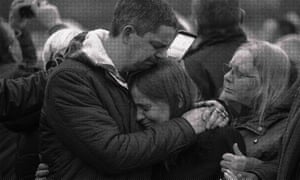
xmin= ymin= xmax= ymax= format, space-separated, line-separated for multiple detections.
xmin=121 ymin=25 xmax=137 ymax=44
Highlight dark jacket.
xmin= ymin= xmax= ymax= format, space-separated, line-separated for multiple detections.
xmin=0 ymin=65 xmax=44 ymax=180
xmin=152 ymin=127 xmax=246 ymax=180
xmin=184 ymin=28 xmax=247 ymax=100
xmin=277 ymin=85 xmax=300 ymax=180
xmin=0 ymin=71 xmax=47 ymax=122
xmin=0 ymin=63 xmax=45 ymax=180
xmin=229 ymin=104 xmax=290 ymax=180
xmin=40 ymin=55 xmax=196 ymax=179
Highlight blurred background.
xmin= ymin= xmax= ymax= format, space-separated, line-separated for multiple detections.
xmin=1 ymin=0 xmax=300 ymax=59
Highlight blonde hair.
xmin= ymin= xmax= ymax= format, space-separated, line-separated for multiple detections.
xmin=42 ymin=28 xmax=82 ymax=69
xmin=238 ymin=40 xmax=291 ymax=124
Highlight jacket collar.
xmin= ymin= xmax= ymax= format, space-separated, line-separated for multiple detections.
xmin=232 ymin=106 xmax=289 ymax=136
xmin=188 ymin=27 xmax=247 ymax=55
xmin=80 ymin=29 xmax=127 ymax=88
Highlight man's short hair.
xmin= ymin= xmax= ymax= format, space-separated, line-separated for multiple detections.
xmin=192 ymin=0 xmax=241 ymax=30
xmin=110 ymin=0 xmax=178 ymax=37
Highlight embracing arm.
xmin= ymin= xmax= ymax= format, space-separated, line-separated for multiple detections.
xmin=45 ymin=70 xmax=196 ymax=174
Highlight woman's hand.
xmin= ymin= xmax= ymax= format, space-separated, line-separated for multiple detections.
xmin=194 ymin=100 xmax=229 ymax=129
xmin=221 ymin=143 xmax=263 ymax=171
xmin=35 ymin=163 xmax=49 ymax=180
xmin=223 ymin=169 xmax=259 ymax=180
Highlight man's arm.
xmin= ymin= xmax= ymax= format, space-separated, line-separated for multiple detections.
xmin=45 ymin=70 xmax=197 ymax=174
xmin=0 ymin=71 xmax=47 ymax=121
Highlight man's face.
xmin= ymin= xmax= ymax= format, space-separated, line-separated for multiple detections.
xmin=122 ymin=25 xmax=176 ymax=72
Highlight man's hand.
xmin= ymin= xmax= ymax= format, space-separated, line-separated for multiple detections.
xmin=182 ymin=107 xmax=207 ymax=134
xmin=194 ymin=100 xmax=229 ymax=129
xmin=9 ymin=0 xmax=33 ymax=29
xmin=221 ymin=143 xmax=263 ymax=171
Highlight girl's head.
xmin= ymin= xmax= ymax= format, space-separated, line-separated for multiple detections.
xmin=128 ymin=58 xmax=198 ymax=127
xmin=220 ymin=40 xmax=291 ymax=122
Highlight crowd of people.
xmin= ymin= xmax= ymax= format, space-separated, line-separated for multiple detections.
xmin=0 ymin=0 xmax=300 ymax=179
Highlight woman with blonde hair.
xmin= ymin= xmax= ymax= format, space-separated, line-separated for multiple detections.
xmin=220 ymin=40 xmax=294 ymax=180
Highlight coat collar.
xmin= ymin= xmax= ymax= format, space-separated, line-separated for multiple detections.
xmin=187 ymin=27 xmax=247 ymax=56
xmin=80 ymin=29 xmax=127 ymax=88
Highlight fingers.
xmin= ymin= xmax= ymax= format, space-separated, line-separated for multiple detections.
xmin=218 ymin=116 xmax=229 ymax=127
xmin=220 ymin=159 xmax=233 ymax=170
xmin=35 ymin=178 xmax=47 ymax=180
xmin=205 ymin=108 xmax=229 ymax=129
xmin=222 ymin=153 xmax=235 ymax=161
xmin=37 ymin=163 xmax=49 ymax=169
xmin=223 ymin=168 xmax=238 ymax=180
xmin=35 ymin=169 xmax=49 ymax=177
xmin=35 ymin=163 xmax=49 ymax=179
xmin=233 ymin=143 xmax=243 ymax=156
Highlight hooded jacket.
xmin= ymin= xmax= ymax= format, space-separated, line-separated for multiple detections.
xmin=40 ymin=29 xmax=196 ymax=179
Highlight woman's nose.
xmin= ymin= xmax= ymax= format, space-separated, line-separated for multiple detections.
xmin=224 ymin=71 xmax=233 ymax=83
xmin=136 ymin=109 xmax=145 ymax=122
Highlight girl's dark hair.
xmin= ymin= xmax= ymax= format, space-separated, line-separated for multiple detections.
xmin=128 ymin=57 xmax=199 ymax=118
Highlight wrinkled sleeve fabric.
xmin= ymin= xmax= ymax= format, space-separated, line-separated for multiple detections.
xmin=45 ymin=70 xmax=196 ymax=174
xmin=0 ymin=71 xmax=47 ymax=121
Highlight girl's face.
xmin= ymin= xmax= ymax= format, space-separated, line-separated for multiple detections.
xmin=131 ymin=86 xmax=170 ymax=129
xmin=220 ymin=50 xmax=260 ymax=106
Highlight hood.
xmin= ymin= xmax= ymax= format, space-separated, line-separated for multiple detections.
xmin=80 ymin=29 xmax=127 ymax=88
xmin=81 ymin=29 xmax=117 ymax=73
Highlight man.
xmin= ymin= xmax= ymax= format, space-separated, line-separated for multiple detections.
xmin=40 ymin=0 xmax=222 ymax=179
xmin=184 ymin=0 xmax=247 ymax=100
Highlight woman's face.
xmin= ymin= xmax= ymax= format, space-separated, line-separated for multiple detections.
xmin=131 ymin=86 xmax=170 ymax=129
xmin=220 ymin=50 xmax=260 ymax=106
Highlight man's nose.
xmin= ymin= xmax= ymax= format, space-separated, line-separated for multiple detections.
xmin=155 ymin=50 xmax=167 ymax=58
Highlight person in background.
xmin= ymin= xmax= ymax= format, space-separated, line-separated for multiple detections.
xmin=276 ymin=34 xmax=300 ymax=72
xmin=261 ymin=17 xmax=298 ymax=43
xmin=0 ymin=0 xmax=68 ymax=178
xmin=184 ymin=0 xmax=247 ymax=100
xmin=220 ymin=41 xmax=295 ymax=180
